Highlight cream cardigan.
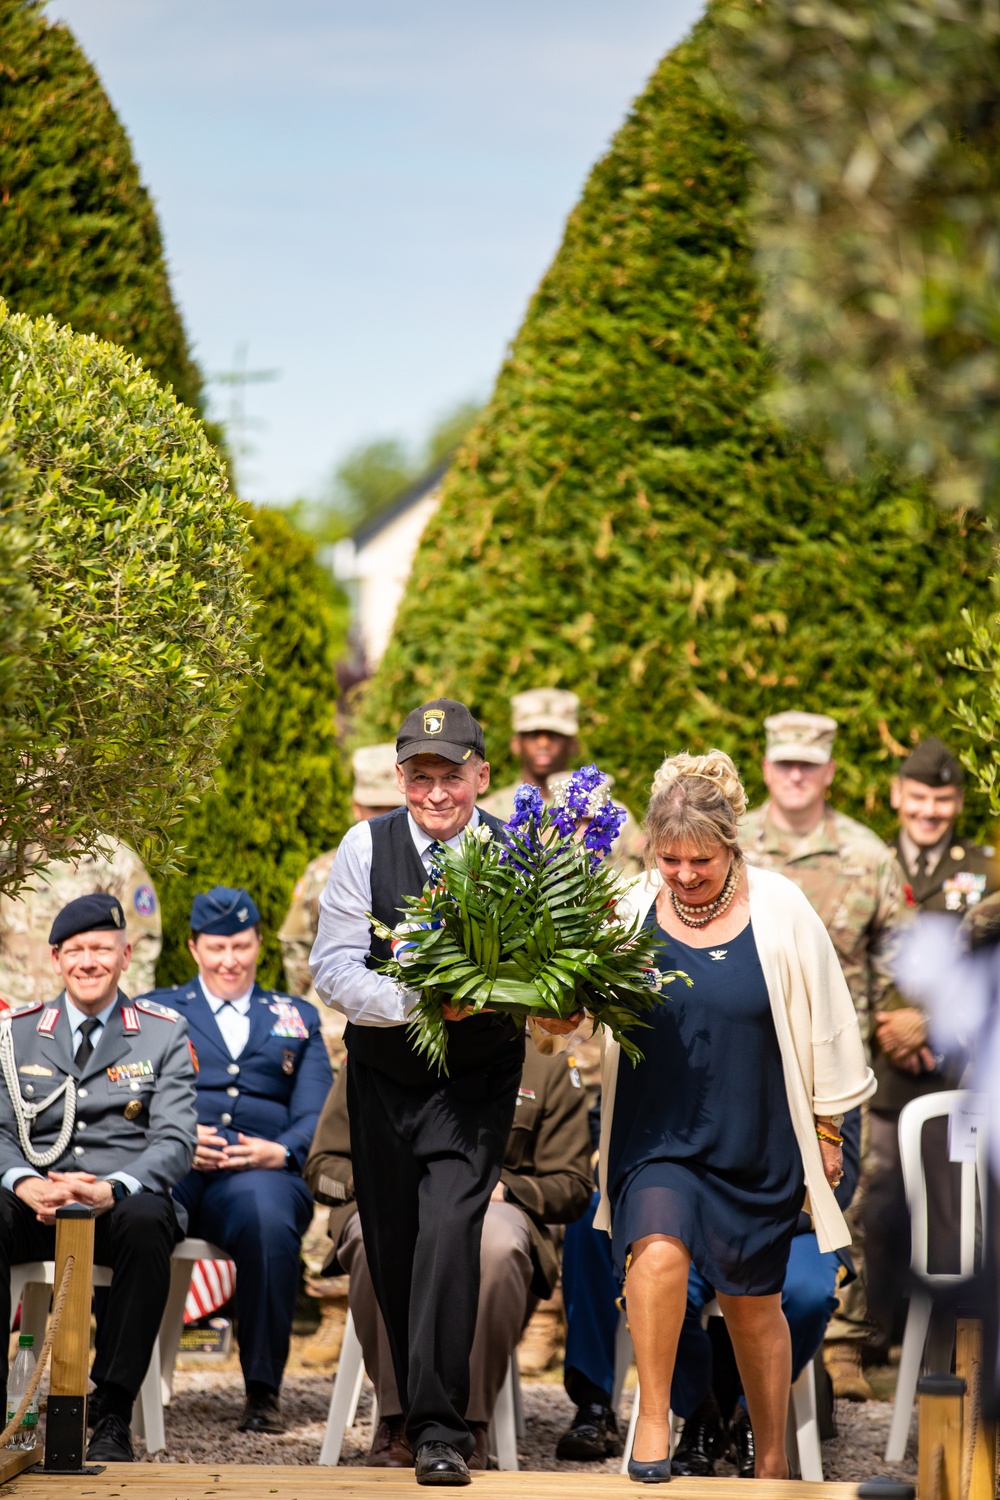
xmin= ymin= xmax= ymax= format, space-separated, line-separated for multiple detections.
xmin=595 ymin=863 xmax=876 ymax=1254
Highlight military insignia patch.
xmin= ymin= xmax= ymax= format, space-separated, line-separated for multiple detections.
xmin=121 ymin=1006 xmax=140 ymax=1034
xmin=188 ymin=1040 xmax=200 ymax=1075
xmin=269 ymin=1000 xmax=308 ymax=1039
xmin=36 ymin=1008 xmax=59 ymax=1035
xmin=18 ymin=1064 xmax=52 ymax=1077
xmin=124 ymin=1099 xmax=143 ymax=1121
xmin=423 ymin=710 xmax=445 ymax=735
xmin=944 ymin=871 xmax=987 ymax=911
xmin=135 ymin=999 xmax=179 ymax=1023
xmin=133 ymin=884 xmax=156 ymax=917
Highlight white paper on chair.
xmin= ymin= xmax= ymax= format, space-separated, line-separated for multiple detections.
xmin=948 ymin=1095 xmax=988 ymax=1162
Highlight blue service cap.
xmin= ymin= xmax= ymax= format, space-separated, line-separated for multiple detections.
xmin=49 ymin=893 xmax=126 ymax=947
xmin=190 ymin=886 xmax=260 ymax=936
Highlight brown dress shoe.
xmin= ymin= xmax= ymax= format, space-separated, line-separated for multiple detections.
xmin=823 ymin=1340 xmax=874 ymax=1401
xmin=467 ymin=1420 xmax=491 ymax=1471
xmin=367 ymin=1416 xmax=414 ymax=1467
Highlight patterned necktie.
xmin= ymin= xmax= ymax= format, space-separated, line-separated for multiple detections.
xmin=427 ymin=841 xmax=445 ymax=883
xmin=74 ymin=1017 xmax=101 ymax=1069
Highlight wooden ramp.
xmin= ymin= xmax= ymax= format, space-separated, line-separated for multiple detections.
xmin=0 ymin=1465 xmax=868 ymax=1500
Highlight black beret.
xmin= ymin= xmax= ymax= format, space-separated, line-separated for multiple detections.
xmin=49 ymin=892 xmax=126 ymax=947
xmin=899 ymin=736 xmax=964 ymax=788
xmin=190 ymin=886 xmax=260 ymax=936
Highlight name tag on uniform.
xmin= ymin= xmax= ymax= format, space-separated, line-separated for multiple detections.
xmin=107 ymin=1060 xmax=154 ymax=1086
xmin=269 ymin=1001 xmax=307 ymax=1039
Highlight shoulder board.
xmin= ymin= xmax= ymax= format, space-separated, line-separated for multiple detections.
xmin=9 ymin=1002 xmax=43 ymax=1019
xmin=135 ymin=998 xmax=179 ymax=1023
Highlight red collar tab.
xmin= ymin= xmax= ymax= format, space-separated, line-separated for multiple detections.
xmin=121 ymin=1006 xmax=140 ymax=1034
xmin=36 ymin=1008 xmax=59 ymax=1035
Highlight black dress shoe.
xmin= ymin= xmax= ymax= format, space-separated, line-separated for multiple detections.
xmin=86 ymin=1386 xmax=104 ymax=1430
xmin=672 ymin=1402 xmax=724 ymax=1477
xmin=729 ymin=1407 xmax=755 ymax=1479
xmin=238 ymin=1390 xmax=285 ymax=1433
xmin=414 ymin=1441 xmax=471 ymax=1486
xmin=86 ymin=1412 xmax=135 ymax=1463
xmin=556 ymin=1402 xmax=624 ymax=1461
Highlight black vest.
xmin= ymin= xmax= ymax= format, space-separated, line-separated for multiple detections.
xmin=345 ymin=806 xmax=523 ymax=1087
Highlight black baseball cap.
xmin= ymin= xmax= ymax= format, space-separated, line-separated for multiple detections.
xmin=396 ymin=698 xmax=486 ymax=765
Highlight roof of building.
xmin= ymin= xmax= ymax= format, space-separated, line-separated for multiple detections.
xmin=352 ymin=458 xmax=450 ymax=549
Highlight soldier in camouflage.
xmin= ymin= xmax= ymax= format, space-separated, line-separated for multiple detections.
xmin=277 ymin=743 xmax=404 ymax=1370
xmin=478 ymin=688 xmax=645 ymax=880
xmin=741 ymin=711 xmax=907 ymax=1403
xmin=0 ymin=838 xmax=162 ymax=1008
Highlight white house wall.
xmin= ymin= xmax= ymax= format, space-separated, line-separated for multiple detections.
xmin=354 ymin=485 xmax=442 ymax=666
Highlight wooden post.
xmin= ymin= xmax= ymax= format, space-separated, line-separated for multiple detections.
xmin=956 ymin=1317 xmax=997 ymax=1500
xmin=917 ymin=1373 xmax=965 ymax=1500
xmin=44 ymin=1204 xmax=95 ymax=1473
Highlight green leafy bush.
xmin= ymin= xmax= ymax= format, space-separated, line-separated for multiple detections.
xmin=713 ymin=0 xmax=1000 ymax=516
xmin=0 ymin=0 xmax=204 ymax=412
xmin=357 ymin=11 xmax=995 ymax=839
xmin=0 ymin=303 xmax=254 ymax=894
xmin=156 ymin=507 xmax=351 ymax=989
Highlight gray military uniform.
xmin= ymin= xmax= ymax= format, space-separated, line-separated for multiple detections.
xmin=0 ymin=992 xmax=197 ymax=1199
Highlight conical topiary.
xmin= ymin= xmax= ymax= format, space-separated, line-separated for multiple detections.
xmin=0 ymin=0 xmax=204 ymax=411
xmin=156 ymin=507 xmax=352 ymax=990
xmin=356 ymin=9 xmax=995 ymax=837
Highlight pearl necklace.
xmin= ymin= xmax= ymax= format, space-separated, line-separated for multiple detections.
xmin=669 ymin=862 xmax=740 ymax=928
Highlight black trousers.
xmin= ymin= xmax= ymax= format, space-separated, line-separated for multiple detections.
xmin=347 ymin=1052 xmax=521 ymax=1457
xmin=0 ymin=1189 xmax=181 ymax=1407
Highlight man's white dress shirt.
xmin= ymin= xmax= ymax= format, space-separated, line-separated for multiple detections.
xmin=309 ymin=810 xmax=481 ymax=1027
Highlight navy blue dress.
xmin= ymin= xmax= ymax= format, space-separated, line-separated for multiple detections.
xmin=608 ymin=915 xmax=804 ymax=1296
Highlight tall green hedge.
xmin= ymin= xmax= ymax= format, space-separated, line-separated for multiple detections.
xmin=357 ymin=10 xmax=995 ymax=839
xmin=0 ymin=0 xmax=204 ymax=412
xmin=156 ymin=508 xmax=351 ymax=989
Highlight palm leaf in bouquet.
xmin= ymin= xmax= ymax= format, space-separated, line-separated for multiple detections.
xmin=371 ymin=766 xmax=689 ymax=1073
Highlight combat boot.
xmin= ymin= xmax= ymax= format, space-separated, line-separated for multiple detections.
xmin=823 ymin=1340 xmax=873 ymax=1401
xmin=300 ymin=1293 xmax=348 ymax=1369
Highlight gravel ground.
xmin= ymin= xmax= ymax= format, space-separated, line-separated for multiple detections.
xmin=106 ymin=1346 xmax=919 ymax=1477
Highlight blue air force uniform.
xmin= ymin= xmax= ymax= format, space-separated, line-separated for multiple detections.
xmin=138 ymin=887 xmax=332 ymax=1397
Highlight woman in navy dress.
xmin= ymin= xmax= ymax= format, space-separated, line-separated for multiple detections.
xmin=600 ymin=751 xmax=873 ymax=1483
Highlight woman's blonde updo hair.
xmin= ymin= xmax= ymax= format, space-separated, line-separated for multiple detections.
xmin=643 ymin=750 xmax=747 ymax=869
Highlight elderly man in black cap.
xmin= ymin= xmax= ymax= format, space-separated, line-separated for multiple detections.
xmin=864 ymin=737 xmax=1000 ymax=1361
xmin=139 ymin=885 xmax=332 ymax=1434
xmin=311 ymin=699 xmax=571 ymax=1487
xmin=0 ymin=892 xmax=198 ymax=1462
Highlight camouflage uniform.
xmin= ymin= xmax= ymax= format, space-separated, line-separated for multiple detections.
xmin=0 ymin=838 xmax=162 ymax=1007
xmin=742 ymin=799 xmax=906 ymax=1356
xmin=741 ymin=803 xmax=905 ymax=1050
xmin=479 ymin=782 xmax=645 ymax=882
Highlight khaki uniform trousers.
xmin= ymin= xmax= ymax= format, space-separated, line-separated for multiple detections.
xmin=337 ymin=1201 xmax=535 ymax=1424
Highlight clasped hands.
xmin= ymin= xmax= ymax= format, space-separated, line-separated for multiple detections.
xmin=194 ymin=1124 xmax=286 ymax=1173
xmin=874 ymin=1007 xmax=936 ymax=1075
xmin=441 ymin=1002 xmax=584 ymax=1037
xmin=15 ymin=1171 xmax=115 ymax=1224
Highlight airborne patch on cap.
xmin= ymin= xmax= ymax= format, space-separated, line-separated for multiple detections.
xmin=423 ymin=710 xmax=445 ymax=735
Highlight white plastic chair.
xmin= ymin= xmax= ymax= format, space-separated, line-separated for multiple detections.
xmin=619 ymin=1299 xmax=823 ymax=1479
xmin=10 ymin=1236 xmax=227 ymax=1454
xmin=884 ymin=1090 xmax=989 ymax=1462
xmin=319 ymin=1308 xmax=523 ymax=1469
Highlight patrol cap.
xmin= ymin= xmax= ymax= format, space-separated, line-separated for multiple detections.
xmin=396 ymin=699 xmax=485 ymax=766
xmin=899 ymin=736 xmax=964 ymax=788
xmin=764 ymin=711 xmax=838 ymax=765
xmin=190 ymin=886 xmax=261 ymax=936
xmin=511 ymin=688 xmax=579 ymax=738
xmin=352 ymin=743 xmax=405 ymax=807
xmin=49 ymin=893 xmax=126 ymax=947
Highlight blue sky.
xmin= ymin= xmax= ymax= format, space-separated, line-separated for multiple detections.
xmin=48 ymin=1 xmax=705 ymax=503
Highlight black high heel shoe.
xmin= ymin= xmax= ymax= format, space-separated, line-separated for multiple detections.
xmin=628 ymin=1455 xmax=672 ymax=1483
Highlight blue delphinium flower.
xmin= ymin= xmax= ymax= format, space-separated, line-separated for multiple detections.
xmin=505 ymin=782 xmax=544 ymax=834
xmin=583 ymin=799 xmax=626 ymax=869
xmin=551 ymin=765 xmax=606 ymax=838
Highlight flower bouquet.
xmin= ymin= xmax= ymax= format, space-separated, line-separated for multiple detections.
xmin=372 ymin=766 xmax=687 ymax=1074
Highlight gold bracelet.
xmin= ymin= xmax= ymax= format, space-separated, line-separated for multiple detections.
xmin=816 ymin=1127 xmax=843 ymax=1147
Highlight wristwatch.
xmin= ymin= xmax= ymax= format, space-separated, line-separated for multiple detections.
xmin=106 ymin=1179 xmax=131 ymax=1203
